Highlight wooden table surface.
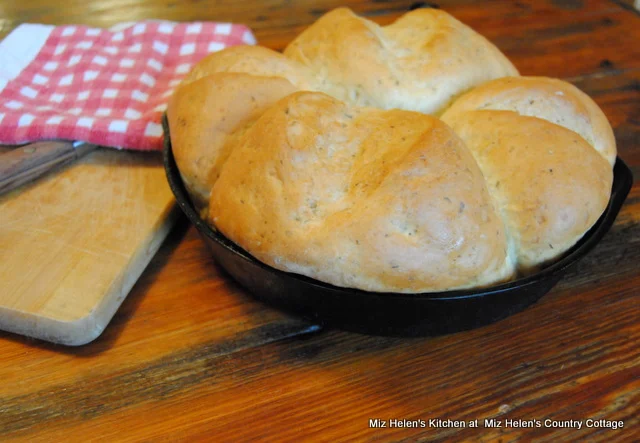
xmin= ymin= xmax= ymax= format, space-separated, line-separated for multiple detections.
xmin=1 ymin=0 xmax=639 ymax=441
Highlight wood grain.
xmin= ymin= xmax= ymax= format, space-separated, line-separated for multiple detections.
xmin=1 ymin=0 xmax=638 ymax=78
xmin=0 ymin=0 xmax=638 ymax=441
xmin=0 ymin=149 xmax=177 ymax=345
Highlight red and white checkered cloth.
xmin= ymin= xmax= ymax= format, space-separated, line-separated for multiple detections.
xmin=0 ymin=21 xmax=255 ymax=150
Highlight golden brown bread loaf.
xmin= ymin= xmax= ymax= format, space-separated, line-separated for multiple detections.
xmin=168 ymin=7 xmax=519 ymax=214
xmin=441 ymin=111 xmax=612 ymax=271
xmin=182 ymin=45 xmax=315 ymax=90
xmin=167 ymin=8 xmax=616 ymax=292
xmin=440 ymin=78 xmax=614 ymax=271
xmin=167 ymin=73 xmax=298 ymax=209
xmin=210 ymin=92 xmax=515 ymax=291
xmin=441 ymin=77 xmax=617 ymax=166
xmin=284 ymin=7 xmax=519 ymax=114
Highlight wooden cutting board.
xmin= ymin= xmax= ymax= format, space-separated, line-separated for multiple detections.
xmin=0 ymin=148 xmax=178 ymax=345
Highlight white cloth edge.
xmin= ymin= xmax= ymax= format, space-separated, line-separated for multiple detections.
xmin=0 ymin=20 xmax=255 ymax=147
xmin=0 ymin=22 xmax=182 ymax=93
xmin=0 ymin=24 xmax=54 ymax=93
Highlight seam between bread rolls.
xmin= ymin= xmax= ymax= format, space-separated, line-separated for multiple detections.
xmin=167 ymin=7 xmax=616 ymax=293
xmin=207 ymin=91 xmax=515 ymax=292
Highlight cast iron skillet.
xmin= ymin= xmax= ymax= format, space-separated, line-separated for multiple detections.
xmin=162 ymin=116 xmax=633 ymax=336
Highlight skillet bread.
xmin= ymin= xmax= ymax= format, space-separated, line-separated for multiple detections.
xmin=167 ymin=8 xmax=615 ymax=292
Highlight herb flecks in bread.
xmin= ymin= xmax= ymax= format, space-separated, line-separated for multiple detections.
xmin=284 ymin=7 xmax=518 ymax=114
xmin=210 ymin=92 xmax=515 ymax=292
xmin=167 ymin=7 xmax=616 ymax=293
xmin=167 ymin=73 xmax=298 ymax=210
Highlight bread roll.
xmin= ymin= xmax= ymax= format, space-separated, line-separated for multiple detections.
xmin=441 ymin=76 xmax=617 ymax=165
xmin=167 ymin=8 xmax=616 ymax=292
xmin=284 ymin=7 xmax=518 ymax=114
xmin=182 ymin=45 xmax=315 ymax=90
xmin=209 ymin=92 xmax=515 ymax=292
xmin=442 ymin=110 xmax=613 ymax=270
xmin=167 ymin=73 xmax=297 ymax=210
